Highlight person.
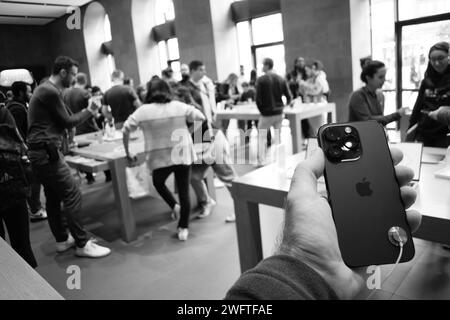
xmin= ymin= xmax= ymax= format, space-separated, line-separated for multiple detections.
xmin=217 ymin=73 xmax=242 ymax=106
xmin=249 ymin=69 xmax=257 ymax=87
xmin=180 ymin=63 xmax=191 ymax=84
xmin=63 ymin=73 xmax=102 ymax=184
xmin=225 ymin=148 xmax=422 ymax=299
xmin=0 ymin=104 xmax=38 ymax=268
xmin=429 ymin=106 xmax=450 ymax=125
xmin=103 ymin=70 xmax=141 ymax=125
xmin=122 ymin=78 xmax=205 ymax=241
xmin=27 ymin=56 xmax=111 ymax=258
xmin=240 ymin=82 xmax=256 ymax=103
xmin=349 ymin=60 xmax=407 ymax=126
xmin=286 ymin=57 xmax=307 ymax=99
xmin=179 ymin=60 xmax=237 ymax=222
xmin=407 ymin=42 xmax=450 ymax=148
xmin=255 ymin=58 xmax=292 ymax=166
xmin=124 ymin=77 xmax=134 ymax=88
xmin=7 ymin=81 xmax=48 ymax=222
xmin=63 ymin=73 xmax=100 ymax=136
xmin=136 ymin=85 xmax=147 ymax=104
xmin=162 ymin=67 xmax=177 ymax=86
xmin=299 ymin=61 xmax=329 ymax=103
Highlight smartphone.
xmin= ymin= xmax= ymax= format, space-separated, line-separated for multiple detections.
xmin=317 ymin=121 xmax=415 ymax=267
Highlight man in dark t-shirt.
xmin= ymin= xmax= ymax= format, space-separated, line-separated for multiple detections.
xmin=103 ymin=70 xmax=141 ymax=125
xmin=63 ymin=73 xmax=99 ymax=135
xmin=28 ymin=56 xmax=111 ymax=259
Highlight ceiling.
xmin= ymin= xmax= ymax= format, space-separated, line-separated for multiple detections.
xmin=0 ymin=0 xmax=93 ymax=25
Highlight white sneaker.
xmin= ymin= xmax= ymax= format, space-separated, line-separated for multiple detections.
xmin=30 ymin=208 xmax=48 ymax=222
xmin=75 ymin=240 xmax=111 ymax=258
xmin=56 ymin=233 xmax=75 ymax=253
xmin=198 ymin=199 xmax=216 ymax=219
xmin=178 ymin=228 xmax=189 ymax=241
xmin=225 ymin=214 xmax=236 ymax=223
xmin=171 ymin=204 xmax=180 ymax=221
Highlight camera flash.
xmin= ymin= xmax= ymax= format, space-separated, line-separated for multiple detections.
xmin=345 ymin=127 xmax=352 ymax=134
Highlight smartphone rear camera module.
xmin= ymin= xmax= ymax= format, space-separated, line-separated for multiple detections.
xmin=327 ymin=145 xmax=344 ymax=161
xmin=343 ymin=135 xmax=359 ymax=151
xmin=324 ymin=128 xmax=343 ymax=142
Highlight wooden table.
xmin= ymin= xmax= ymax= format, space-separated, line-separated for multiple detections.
xmin=216 ymin=102 xmax=337 ymax=154
xmin=0 ymin=238 xmax=63 ymax=300
xmin=70 ymin=131 xmax=216 ymax=243
xmin=231 ymin=148 xmax=450 ymax=273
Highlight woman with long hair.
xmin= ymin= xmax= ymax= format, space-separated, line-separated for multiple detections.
xmin=408 ymin=42 xmax=450 ymax=148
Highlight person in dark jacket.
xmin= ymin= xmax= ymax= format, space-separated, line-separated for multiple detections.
xmin=408 ymin=42 xmax=450 ymax=148
xmin=7 ymin=81 xmax=48 ymax=222
xmin=348 ymin=60 xmax=407 ymax=126
xmin=225 ymin=148 xmax=422 ymax=300
xmin=286 ymin=57 xmax=307 ymax=99
xmin=0 ymin=105 xmax=37 ymax=268
xmin=255 ymin=58 xmax=292 ymax=165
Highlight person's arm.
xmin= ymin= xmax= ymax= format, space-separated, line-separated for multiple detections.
xmin=348 ymin=91 xmax=401 ymax=126
xmin=255 ymin=78 xmax=265 ymax=113
xmin=429 ymin=106 xmax=450 ymax=125
xmin=122 ymin=111 xmax=140 ymax=161
xmin=8 ymin=104 xmax=28 ymax=139
xmin=131 ymin=88 xmax=142 ymax=110
xmin=185 ymin=104 xmax=206 ymax=123
xmin=46 ymin=92 xmax=93 ymax=129
xmin=283 ymin=79 xmax=293 ymax=105
xmin=225 ymin=255 xmax=338 ymax=300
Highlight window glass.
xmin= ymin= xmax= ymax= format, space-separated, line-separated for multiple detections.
xmin=104 ymin=14 xmax=112 ymax=42
xmin=155 ymin=0 xmax=176 ymax=25
xmin=236 ymin=21 xmax=253 ymax=81
xmin=158 ymin=41 xmax=168 ymax=70
xmin=399 ymin=0 xmax=450 ymax=21
xmin=167 ymin=38 xmax=180 ymax=61
xmin=251 ymin=13 xmax=284 ymax=46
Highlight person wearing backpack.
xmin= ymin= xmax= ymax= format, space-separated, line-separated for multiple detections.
xmin=0 ymin=101 xmax=37 ymax=268
xmin=7 ymin=81 xmax=48 ymax=222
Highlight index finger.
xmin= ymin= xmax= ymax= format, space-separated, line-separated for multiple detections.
xmin=288 ymin=150 xmax=325 ymax=200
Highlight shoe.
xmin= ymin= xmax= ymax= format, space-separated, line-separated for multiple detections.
xmin=225 ymin=214 xmax=236 ymax=223
xmin=30 ymin=208 xmax=48 ymax=222
xmin=76 ymin=240 xmax=111 ymax=258
xmin=56 ymin=233 xmax=75 ymax=253
xmin=198 ymin=199 xmax=216 ymax=219
xmin=178 ymin=228 xmax=189 ymax=241
xmin=171 ymin=204 xmax=180 ymax=221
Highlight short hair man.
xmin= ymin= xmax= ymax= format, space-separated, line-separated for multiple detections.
xmin=28 ymin=56 xmax=110 ymax=258
xmin=255 ymin=58 xmax=292 ymax=166
xmin=103 ymin=70 xmax=141 ymax=125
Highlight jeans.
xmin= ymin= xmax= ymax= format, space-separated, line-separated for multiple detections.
xmin=28 ymin=172 xmax=43 ymax=214
xmin=30 ymin=150 xmax=88 ymax=248
xmin=153 ymin=165 xmax=192 ymax=229
xmin=258 ymin=114 xmax=284 ymax=163
xmin=0 ymin=200 xmax=37 ymax=268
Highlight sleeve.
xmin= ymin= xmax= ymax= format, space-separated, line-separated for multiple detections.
xmin=409 ymin=84 xmax=426 ymax=128
xmin=224 ymin=255 xmax=338 ymax=300
xmin=122 ymin=109 xmax=140 ymax=133
xmin=283 ymin=79 xmax=293 ymax=104
xmin=8 ymin=104 xmax=28 ymax=138
xmin=255 ymin=78 xmax=265 ymax=112
xmin=185 ymin=104 xmax=206 ymax=123
xmin=44 ymin=90 xmax=92 ymax=129
xmin=0 ymin=107 xmax=17 ymax=127
xmin=437 ymin=106 xmax=450 ymax=126
xmin=348 ymin=91 xmax=400 ymax=126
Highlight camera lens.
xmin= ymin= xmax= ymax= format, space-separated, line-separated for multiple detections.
xmin=327 ymin=145 xmax=343 ymax=160
xmin=324 ymin=128 xmax=343 ymax=142
xmin=343 ymin=135 xmax=359 ymax=150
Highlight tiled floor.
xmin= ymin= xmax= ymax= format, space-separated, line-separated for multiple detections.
xmin=24 ymin=145 xmax=450 ymax=300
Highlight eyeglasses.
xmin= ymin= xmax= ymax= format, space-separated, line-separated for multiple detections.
xmin=430 ymin=56 xmax=449 ymax=63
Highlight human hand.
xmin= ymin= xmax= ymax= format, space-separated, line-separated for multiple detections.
xmin=278 ymin=148 xmax=422 ymax=299
xmin=398 ymin=107 xmax=409 ymax=116
xmin=88 ymin=96 xmax=102 ymax=114
xmin=126 ymin=152 xmax=138 ymax=166
xmin=428 ymin=106 xmax=449 ymax=121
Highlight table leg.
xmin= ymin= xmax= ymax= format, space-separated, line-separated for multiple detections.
xmin=232 ymin=185 xmax=263 ymax=273
xmin=287 ymin=114 xmax=302 ymax=154
xmin=109 ymin=158 xmax=137 ymax=242
xmin=330 ymin=106 xmax=337 ymax=123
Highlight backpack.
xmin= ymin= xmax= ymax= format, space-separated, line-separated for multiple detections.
xmin=0 ymin=106 xmax=31 ymax=210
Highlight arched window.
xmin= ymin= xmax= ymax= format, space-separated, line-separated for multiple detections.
xmin=155 ymin=0 xmax=175 ymax=25
xmin=83 ymin=2 xmax=116 ymax=90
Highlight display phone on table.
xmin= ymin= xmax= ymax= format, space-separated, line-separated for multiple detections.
xmin=317 ymin=121 xmax=415 ymax=268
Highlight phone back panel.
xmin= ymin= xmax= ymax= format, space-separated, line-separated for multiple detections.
xmin=318 ymin=121 xmax=415 ymax=267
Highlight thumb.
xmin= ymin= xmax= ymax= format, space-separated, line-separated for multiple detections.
xmin=289 ymin=149 xmax=325 ymax=199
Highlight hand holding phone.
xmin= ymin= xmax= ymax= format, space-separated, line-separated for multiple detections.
xmin=317 ymin=121 xmax=416 ymax=267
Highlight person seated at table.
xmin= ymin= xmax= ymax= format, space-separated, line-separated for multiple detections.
xmin=240 ymin=82 xmax=256 ymax=103
xmin=348 ymin=60 xmax=407 ymax=126
xmin=299 ymin=61 xmax=329 ymax=103
xmin=216 ymin=73 xmax=243 ymax=107
xmin=287 ymin=57 xmax=307 ymax=100
xmin=122 ymin=78 xmax=205 ymax=241
xmin=407 ymin=42 xmax=450 ymax=148
xmin=225 ymin=148 xmax=422 ymax=299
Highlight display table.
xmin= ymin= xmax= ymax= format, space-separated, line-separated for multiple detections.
xmin=231 ymin=147 xmax=450 ymax=273
xmin=70 ymin=130 xmax=215 ymax=243
xmin=0 ymin=238 xmax=63 ymax=300
xmin=216 ymin=102 xmax=337 ymax=154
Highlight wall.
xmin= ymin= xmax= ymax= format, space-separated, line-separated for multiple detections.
xmin=281 ymin=0 xmax=355 ymax=122
xmin=173 ymin=0 xmax=218 ymax=80
xmin=0 ymin=25 xmax=50 ymax=82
